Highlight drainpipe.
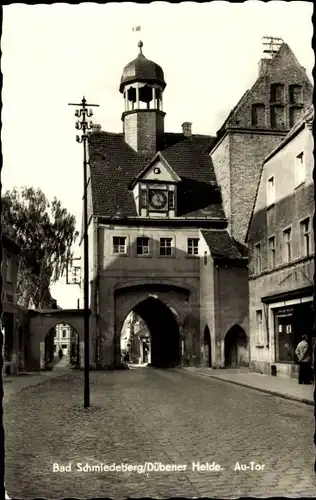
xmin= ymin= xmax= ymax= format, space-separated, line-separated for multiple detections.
xmin=96 ymin=217 xmax=101 ymax=369
xmin=215 ymin=262 xmax=224 ymax=368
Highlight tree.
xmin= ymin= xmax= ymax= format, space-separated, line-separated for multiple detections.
xmin=2 ymin=186 xmax=79 ymax=309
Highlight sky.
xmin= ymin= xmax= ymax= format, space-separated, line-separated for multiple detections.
xmin=2 ymin=1 xmax=314 ymax=309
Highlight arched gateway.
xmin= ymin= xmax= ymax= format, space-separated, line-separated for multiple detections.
xmin=114 ymin=283 xmax=195 ymax=368
xmin=28 ymin=309 xmax=86 ymax=370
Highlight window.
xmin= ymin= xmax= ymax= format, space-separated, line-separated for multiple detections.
xmin=270 ymin=105 xmax=285 ymax=128
xmin=268 ymin=236 xmax=276 ymax=269
xmin=290 ymin=106 xmax=302 ymax=128
xmin=140 ymin=189 xmax=148 ymax=209
xmin=251 ymin=104 xmax=266 ymax=127
xmin=256 ymin=310 xmax=263 ymax=345
xmin=62 ymin=330 xmax=67 ymax=338
xmin=283 ymin=228 xmax=292 ymax=263
xmin=136 ymin=237 xmax=150 ymax=255
xmin=187 ymin=238 xmax=199 ymax=256
xmin=289 ymin=85 xmax=302 ymax=104
xmin=301 ymin=218 xmax=311 ymax=257
xmin=270 ymin=84 xmax=284 ymax=103
xmin=6 ymin=254 xmax=12 ymax=283
xmin=113 ymin=237 xmax=126 ymax=254
xmin=168 ymin=191 xmax=175 ymax=210
xmin=160 ymin=237 xmax=173 ymax=256
xmin=267 ymin=176 xmax=275 ymax=206
xmin=254 ymin=243 xmax=261 ymax=274
xmin=295 ymin=151 xmax=305 ymax=186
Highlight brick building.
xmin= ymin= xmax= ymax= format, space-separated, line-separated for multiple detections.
xmin=210 ymin=42 xmax=313 ymax=244
xmin=246 ymin=106 xmax=314 ymax=378
xmin=84 ymin=40 xmax=249 ymax=369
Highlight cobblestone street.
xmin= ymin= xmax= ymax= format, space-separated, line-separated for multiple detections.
xmin=4 ymin=367 xmax=316 ymax=499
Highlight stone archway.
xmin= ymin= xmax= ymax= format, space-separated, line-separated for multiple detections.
xmin=224 ymin=324 xmax=248 ymax=368
xmin=118 ymin=295 xmax=182 ymax=368
xmin=28 ymin=309 xmax=86 ymax=370
xmin=203 ymin=325 xmax=212 ymax=367
xmin=114 ymin=283 xmax=193 ymax=368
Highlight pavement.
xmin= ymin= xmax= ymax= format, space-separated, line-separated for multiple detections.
xmin=181 ymin=366 xmax=314 ymax=405
xmin=3 ymin=366 xmax=316 ymax=499
xmin=2 ymin=355 xmax=72 ymax=402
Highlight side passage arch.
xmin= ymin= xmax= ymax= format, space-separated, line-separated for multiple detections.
xmin=224 ymin=324 xmax=248 ymax=368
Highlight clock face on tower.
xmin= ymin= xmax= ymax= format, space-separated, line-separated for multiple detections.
xmin=149 ymin=189 xmax=168 ymax=210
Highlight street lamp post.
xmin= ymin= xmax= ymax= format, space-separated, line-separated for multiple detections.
xmin=68 ymin=96 xmax=99 ymax=408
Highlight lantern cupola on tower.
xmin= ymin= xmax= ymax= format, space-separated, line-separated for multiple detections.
xmin=120 ymin=41 xmax=166 ymax=155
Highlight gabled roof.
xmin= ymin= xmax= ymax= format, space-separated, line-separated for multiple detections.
xmin=213 ymin=43 xmax=312 ymax=147
xmin=129 ymin=151 xmax=181 ymax=189
xmin=263 ymin=105 xmax=314 ymax=164
xmin=201 ymin=230 xmax=247 ymax=260
xmin=89 ymin=131 xmax=225 ymax=219
xmin=245 ymin=105 xmax=314 ymax=243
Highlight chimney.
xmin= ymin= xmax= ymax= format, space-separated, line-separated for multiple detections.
xmin=258 ymin=58 xmax=271 ymax=76
xmin=182 ymin=122 xmax=192 ymax=137
xmin=91 ymin=124 xmax=102 ymax=133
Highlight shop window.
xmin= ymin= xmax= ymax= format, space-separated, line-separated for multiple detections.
xmin=289 ymin=85 xmax=302 ymax=104
xmin=267 ymin=175 xmax=275 ymax=205
xmin=300 ymin=218 xmax=311 ymax=257
xmin=113 ymin=236 xmax=127 ymax=254
xmin=275 ymin=308 xmax=295 ymax=362
xmin=275 ymin=303 xmax=314 ymax=363
xmin=270 ymin=84 xmax=284 ymax=103
xmin=160 ymin=237 xmax=173 ymax=256
xmin=256 ymin=310 xmax=264 ymax=345
xmin=254 ymin=243 xmax=261 ymax=274
xmin=290 ymin=106 xmax=303 ymax=128
xmin=136 ymin=237 xmax=150 ymax=256
xmin=283 ymin=227 xmax=292 ymax=263
xmin=187 ymin=238 xmax=199 ymax=256
xmin=268 ymin=236 xmax=276 ymax=269
xmin=251 ymin=104 xmax=266 ymax=127
xmin=295 ymin=151 xmax=305 ymax=186
xmin=271 ymin=105 xmax=285 ymax=128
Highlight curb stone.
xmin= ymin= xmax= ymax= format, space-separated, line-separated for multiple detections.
xmin=179 ymin=367 xmax=314 ymax=406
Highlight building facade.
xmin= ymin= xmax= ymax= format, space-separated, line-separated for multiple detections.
xmin=247 ymin=106 xmax=314 ymax=378
xmin=1 ymin=234 xmax=29 ymax=375
xmin=82 ymin=40 xmax=249 ymax=370
xmin=210 ymin=42 xmax=313 ymax=244
xmin=79 ymin=39 xmax=311 ymax=371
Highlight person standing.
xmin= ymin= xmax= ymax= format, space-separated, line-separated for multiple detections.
xmin=295 ymin=335 xmax=312 ymax=384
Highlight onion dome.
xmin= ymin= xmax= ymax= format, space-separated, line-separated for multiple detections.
xmin=119 ymin=41 xmax=166 ymax=93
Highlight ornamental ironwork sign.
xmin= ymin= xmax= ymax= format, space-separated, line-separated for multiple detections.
xmin=66 ymin=257 xmax=81 ymax=286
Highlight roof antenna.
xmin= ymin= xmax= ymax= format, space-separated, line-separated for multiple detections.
xmin=262 ymin=36 xmax=284 ymax=58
